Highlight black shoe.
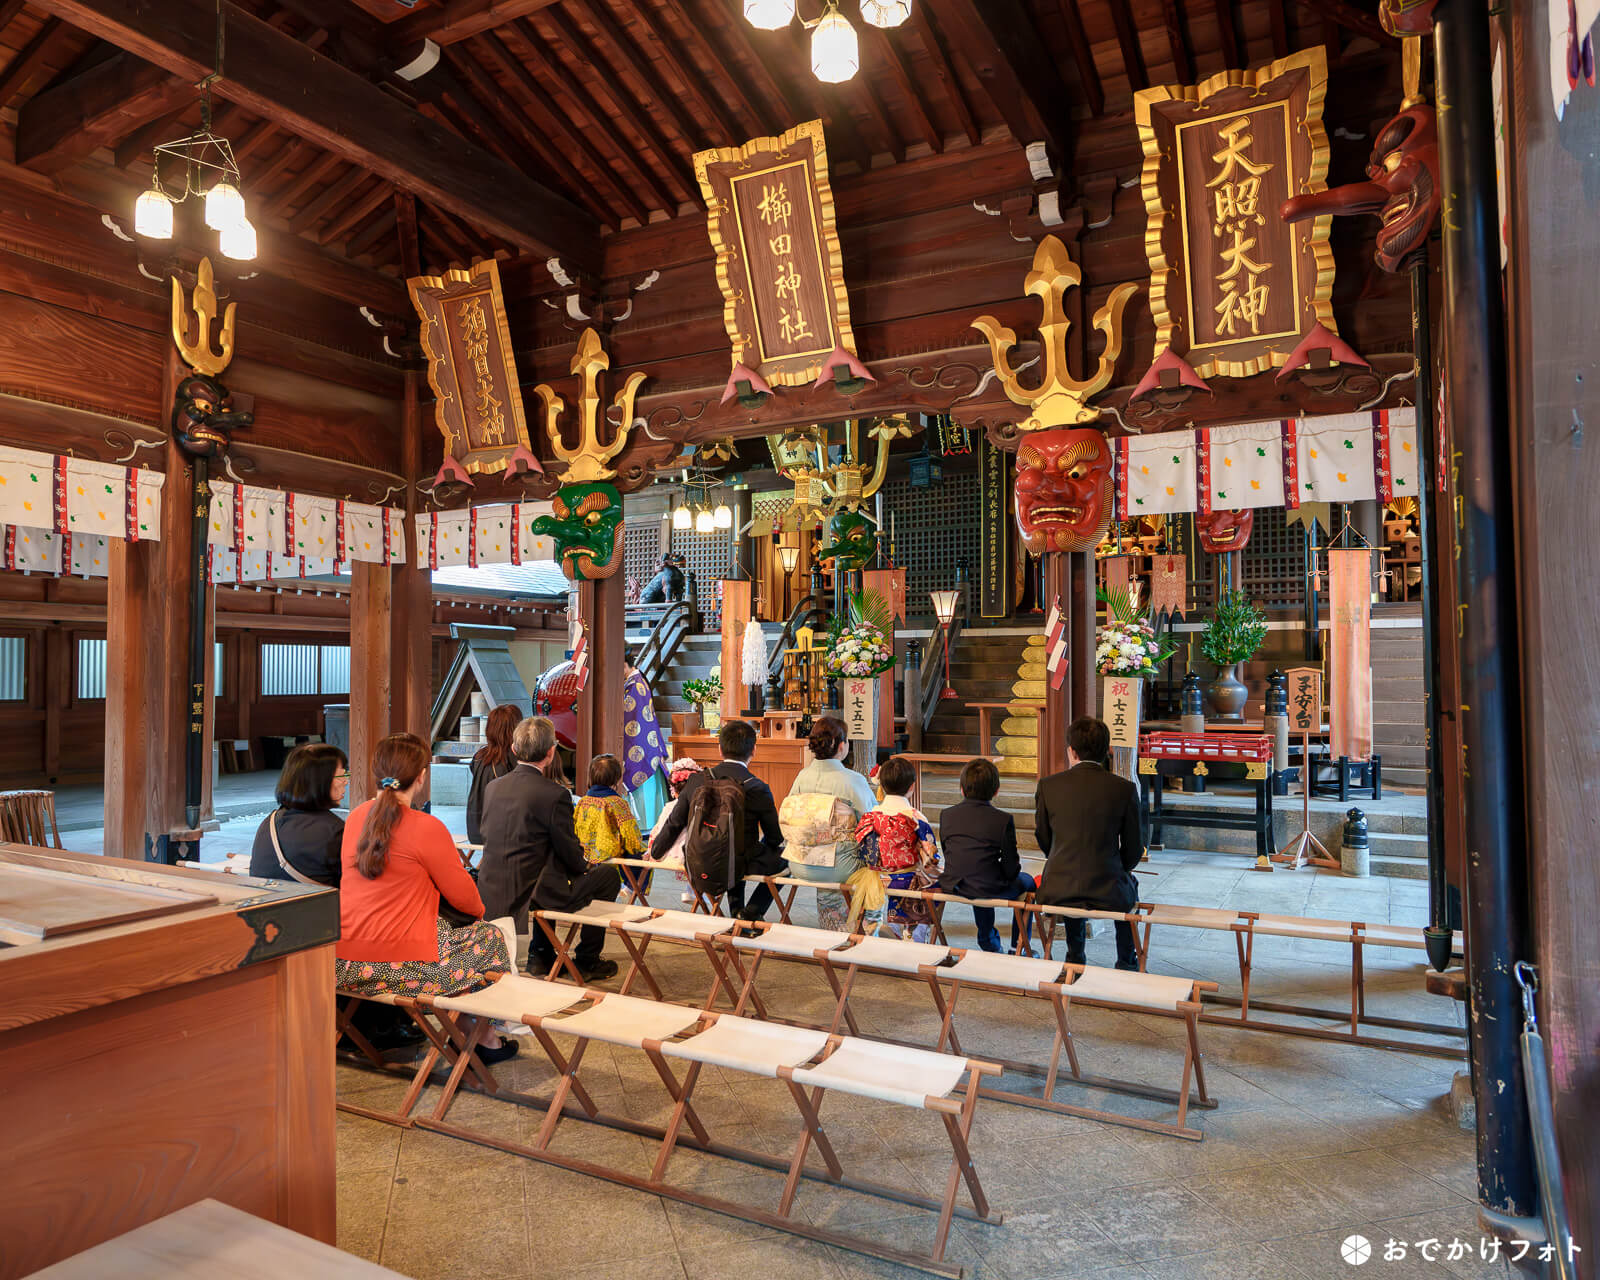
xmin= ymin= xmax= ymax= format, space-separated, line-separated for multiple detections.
xmin=1114 ymin=960 xmax=1141 ymax=972
xmin=367 ymin=1020 xmax=425 ymax=1051
xmin=527 ymin=953 xmax=557 ymax=976
xmin=577 ymin=956 xmax=619 ymax=983
xmin=478 ymin=1037 xmax=520 ymax=1065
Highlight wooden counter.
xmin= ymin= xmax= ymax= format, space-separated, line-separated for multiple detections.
xmin=0 ymin=844 xmax=340 ymax=1279
xmin=668 ymin=731 xmax=810 ymax=802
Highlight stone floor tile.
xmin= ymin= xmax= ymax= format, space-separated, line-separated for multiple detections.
xmin=1365 ymin=1206 xmax=1522 ymax=1279
xmin=339 ymin=1111 xmax=405 ymax=1174
xmin=1280 ymin=1148 xmax=1471 ymax=1222
xmin=1184 ymin=1160 xmax=1350 ymax=1241
xmin=381 ymin=1152 xmax=529 ymax=1280
xmin=1071 ymin=1181 xmax=1240 ymax=1261
xmin=679 ymin=1236 xmax=843 ymax=1280
xmin=335 ymin=1167 xmax=395 ymax=1263
xmin=524 ymin=1181 xmax=673 ymax=1270
xmin=1140 ymin=1241 xmax=1314 ymax=1280
xmin=1375 ymin=1141 xmax=1479 ymax=1200
xmin=557 ymin=1251 xmax=687 ymax=1280
xmin=956 ymin=1194 xmax=1129 ymax=1280
xmin=661 ymin=1168 xmax=791 ymax=1251
xmin=822 ymin=1215 xmax=987 ymax=1280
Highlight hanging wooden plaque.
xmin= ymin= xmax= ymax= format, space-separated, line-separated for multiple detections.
xmin=693 ymin=119 xmax=856 ymax=385
xmin=979 ymin=436 xmax=1010 ymax=619
xmin=1134 ymin=47 xmax=1334 ymax=378
xmin=409 ymin=258 xmax=533 ymax=476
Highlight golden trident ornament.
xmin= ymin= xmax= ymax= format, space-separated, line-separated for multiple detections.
xmin=534 ymin=327 xmax=646 ymax=483
xmin=170 ymin=256 xmax=236 ymax=377
xmin=972 ymin=235 xmax=1138 ymax=431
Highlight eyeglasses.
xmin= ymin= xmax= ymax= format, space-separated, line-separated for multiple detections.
xmin=334 ymin=772 xmax=351 ymax=782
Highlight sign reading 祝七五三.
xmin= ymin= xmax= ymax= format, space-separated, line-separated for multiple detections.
xmin=1103 ymin=676 xmax=1144 ymax=749
xmin=842 ymin=677 xmax=877 ymax=743
xmin=694 ymin=120 xmax=857 ymax=386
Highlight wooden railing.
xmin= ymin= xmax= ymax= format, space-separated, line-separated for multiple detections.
xmin=907 ymin=584 xmax=969 ymax=750
xmin=631 ymin=598 xmax=694 ymax=693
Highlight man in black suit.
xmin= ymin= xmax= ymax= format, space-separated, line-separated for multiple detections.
xmin=1035 ymin=717 xmax=1144 ymax=971
xmin=479 ymin=716 xmax=621 ymax=981
xmin=649 ymin=719 xmax=784 ymax=920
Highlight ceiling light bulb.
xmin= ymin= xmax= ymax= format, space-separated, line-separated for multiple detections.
xmin=672 ymin=505 xmax=692 ymax=530
xmin=812 ymin=6 xmax=859 ymax=82
xmin=713 ymin=503 xmax=733 ymax=529
xmin=744 ymin=0 xmax=795 ymax=28
xmin=134 ymin=187 xmax=173 ymax=239
xmin=219 ymin=216 xmax=257 ymax=261
xmin=860 ymin=0 xmax=911 ymax=27
xmin=205 ymin=180 xmax=247 ymax=232
xmin=695 ymin=508 xmax=715 ymax=534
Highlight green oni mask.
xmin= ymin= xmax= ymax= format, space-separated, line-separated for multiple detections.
xmin=532 ymin=481 xmax=626 ymax=580
xmin=817 ymin=508 xmax=878 ymax=573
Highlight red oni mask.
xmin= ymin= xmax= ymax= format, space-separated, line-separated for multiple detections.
xmin=1014 ymin=428 xmax=1113 ymax=555
xmin=1198 ymin=507 xmax=1254 ymax=553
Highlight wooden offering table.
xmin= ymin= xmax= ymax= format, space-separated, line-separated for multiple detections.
xmin=669 ymin=730 xmax=809 ymax=802
xmin=1137 ymin=733 xmax=1278 ymax=866
xmin=0 ymin=844 xmax=340 ymax=1279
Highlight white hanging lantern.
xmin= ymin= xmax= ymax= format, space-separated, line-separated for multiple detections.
xmin=672 ymin=505 xmax=692 ymax=530
xmin=134 ymin=187 xmax=173 ymax=239
xmin=811 ymin=5 xmax=859 ymax=83
xmin=744 ymin=0 xmax=795 ymax=29
xmin=204 ymin=180 xmax=247 ymax=232
xmin=860 ymin=0 xmax=911 ymax=28
xmin=713 ymin=503 xmax=733 ymax=529
xmin=694 ymin=508 xmax=715 ymax=534
xmin=219 ymin=216 xmax=257 ymax=261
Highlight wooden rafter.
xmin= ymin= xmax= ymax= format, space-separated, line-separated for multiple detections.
xmin=266 ymin=150 xmax=344 ymax=217
xmin=113 ymin=102 xmax=192 ymax=167
xmin=1053 ymin=0 xmax=1103 ymax=117
xmin=287 ymin=163 xmax=370 ymax=235
xmin=626 ymin=0 xmax=743 ymax=145
xmin=346 ymin=204 xmax=397 ymax=260
xmin=1160 ymin=0 xmax=1194 ymax=84
xmin=1269 ymin=0 xmax=1291 ymax=57
xmin=671 ymin=0 xmax=779 ymax=137
xmin=866 ymin=25 xmax=941 ymax=154
xmin=928 ymin=0 xmax=1074 ymax=162
xmin=909 ymin=5 xmax=980 ymax=145
xmin=538 ymin=6 xmax=698 ymax=202
xmin=430 ymin=58 xmax=529 ymax=167
xmin=28 ymin=0 xmax=600 ymax=271
xmin=390 ymin=0 xmax=562 ymax=48
xmin=320 ymin=177 xmax=393 ymax=246
xmin=14 ymin=49 xmax=189 ymax=173
xmin=0 ymin=17 xmax=67 ymax=109
xmin=247 ymin=136 xmax=309 ymax=193
xmin=229 ymin=116 xmax=280 ymax=165
xmin=847 ymin=59 xmax=907 ymax=162
xmin=1108 ymin=0 xmax=1150 ymax=91
xmin=509 ymin=17 xmax=679 ymax=215
xmin=762 ymin=22 xmax=873 ymax=169
xmin=394 ymin=189 xmax=421 ymax=279
xmin=1302 ymin=0 xmax=1398 ymax=47
xmin=1208 ymin=0 xmax=1243 ymax=69
xmin=578 ymin=0 xmax=709 ymax=153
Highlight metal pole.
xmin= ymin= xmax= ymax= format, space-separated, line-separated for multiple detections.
xmin=185 ymin=455 xmax=210 ymax=829
xmin=1433 ymin=0 xmax=1536 ymax=1220
xmin=1409 ymin=250 xmax=1453 ymax=974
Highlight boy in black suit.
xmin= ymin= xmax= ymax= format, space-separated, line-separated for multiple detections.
xmin=649 ymin=719 xmax=785 ymax=920
xmin=938 ymin=757 xmax=1036 ymax=953
xmin=1034 ymin=716 xmax=1144 ymax=970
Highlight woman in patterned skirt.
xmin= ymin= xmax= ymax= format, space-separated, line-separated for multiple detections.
xmin=335 ymin=731 xmax=518 ymax=1064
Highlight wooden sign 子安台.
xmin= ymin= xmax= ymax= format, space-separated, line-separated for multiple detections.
xmin=1286 ymin=666 xmax=1322 ymax=733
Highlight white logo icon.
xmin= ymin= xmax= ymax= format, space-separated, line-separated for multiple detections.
xmin=1341 ymin=1235 xmax=1372 ymax=1266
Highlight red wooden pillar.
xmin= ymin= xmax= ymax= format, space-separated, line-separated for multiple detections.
xmin=574 ymin=571 xmax=626 ymax=785
xmin=719 ymin=578 xmax=753 ymax=721
xmin=389 ymin=371 xmax=433 ymax=799
xmin=1040 ymin=553 xmax=1070 ymax=777
xmin=1069 ymin=549 xmax=1096 ymax=721
xmin=347 ymin=563 xmax=392 ymax=808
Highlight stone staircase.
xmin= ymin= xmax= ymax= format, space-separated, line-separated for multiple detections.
xmin=635 ymin=625 xmax=787 ymax=721
xmin=1371 ymin=606 xmax=1426 ymax=791
xmin=922 ymin=628 xmax=1046 ymax=773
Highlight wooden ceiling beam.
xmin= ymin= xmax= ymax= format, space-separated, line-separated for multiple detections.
xmin=627 ymin=0 xmax=743 ymax=145
xmin=537 ymin=7 xmax=698 ymax=202
xmin=427 ymin=202 xmax=488 ymax=264
xmin=579 ymin=0 xmax=709 ymax=153
xmin=266 ymin=150 xmax=344 ymax=218
xmin=1301 ymin=0 xmax=1399 ymax=47
xmin=395 ymin=190 xmax=420 ymax=279
xmin=847 ymin=58 xmax=907 ymax=162
xmin=474 ymin=30 xmax=645 ymax=226
xmin=1208 ymin=0 xmax=1243 ymax=69
xmin=287 ymin=163 xmax=370 ymax=235
xmin=345 ymin=204 xmax=397 ymax=261
xmin=246 ymin=136 xmax=309 ymax=194
xmin=1269 ymin=0 xmax=1291 ymax=57
xmin=1160 ymin=0 xmax=1194 ymax=84
xmin=909 ymin=5 xmax=980 ymax=145
xmin=0 ymin=1 xmax=27 ymax=33
xmin=429 ymin=58 xmax=529 ymax=167
xmin=113 ymin=103 xmax=193 ymax=167
xmin=1108 ymin=0 xmax=1150 ymax=91
xmin=1053 ymin=0 xmax=1104 ymax=117
xmin=927 ymin=0 xmax=1074 ymax=163
xmin=29 ymin=0 xmax=600 ymax=272
xmin=510 ymin=17 xmax=680 ymax=215
xmin=229 ymin=117 xmax=280 ymax=165
xmin=867 ymin=26 xmax=941 ymax=153
xmin=14 ymin=49 xmax=189 ymax=173
xmin=672 ymin=0 xmax=779 ymax=138
xmin=320 ymin=177 xmax=394 ymax=246
xmin=389 ymin=0 xmax=563 ymax=48
xmin=0 ymin=17 xmax=67 ymax=109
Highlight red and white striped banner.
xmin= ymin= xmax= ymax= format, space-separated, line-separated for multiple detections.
xmin=1044 ymin=596 xmax=1068 ymax=691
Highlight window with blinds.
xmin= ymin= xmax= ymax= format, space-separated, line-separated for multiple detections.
xmin=0 ymin=636 xmax=24 ymax=701
xmin=261 ymin=643 xmax=351 ymax=697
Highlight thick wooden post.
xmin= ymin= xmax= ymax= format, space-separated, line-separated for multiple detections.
xmin=105 ymin=349 xmax=199 ymax=859
xmin=348 ymin=562 xmax=392 ymax=808
xmin=1040 ymin=553 xmax=1069 ymax=777
xmin=1069 ymin=549 xmax=1095 ymax=722
xmin=389 ymin=371 xmax=433 ymax=799
xmin=574 ymin=571 xmax=626 ymax=785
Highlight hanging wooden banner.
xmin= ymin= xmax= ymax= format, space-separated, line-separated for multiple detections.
xmin=842 ymin=676 xmax=877 ymax=743
xmin=1149 ymin=554 xmax=1188 ymax=620
xmin=409 ymin=258 xmax=534 ymax=476
xmin=1103 ymin=675 xmax=1144 ymax=749
xmin=1134 ymin=47 xmax=1334 ymax=378
xmin=1286 ymin=666 xmax=1323 ymax=732
xmin=1327 ymin=549 xmax=1372 ymax=759
xmin=693 ymin=119 xmax=856 ymax=386
xmin=862 ymin=567 xmax=905 ymax=749
xmin=979 ymin=435 xmax=1010 ymax=618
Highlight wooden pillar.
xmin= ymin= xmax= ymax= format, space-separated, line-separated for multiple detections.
xmin=1069 ymin=549 xmax=1095 ymax=722
xmin=719 ymin=577 xmax=753 ymax=720
xmin=105 ymin=350 xmax=198 ymax=858
xmin=1504 ymin=0 xmax=1600 ymax=1256
xmin=347 ymin=563 xmax=392 ymax=808
xmin=1040 ymin=553 xmax=1069 ymax=777
xmin=389 ymin=372 xmax=433 ymax=800
xmin=574 ymin=571 xmax=626 ymax=785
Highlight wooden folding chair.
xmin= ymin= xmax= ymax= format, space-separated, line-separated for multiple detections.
xmin=0 ymin=790 xmax=61 ymax=848
xmin=533 ymin=900 xmax=654 ymax=983
xmin=605 ymin=908 xmax=739 ymax=1001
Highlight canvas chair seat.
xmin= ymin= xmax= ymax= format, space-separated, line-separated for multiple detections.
xmin=1064 ymin=965 xmax=1195 ymax=1013
xmin=831 ymin=934 xmax=949 ymax=974
xmin=662 ymin=1015 xmax=830 ymax=1076
xmin=940 ymin=949 xmax=1066 ymax=991
xmin=728 ymin=922 xmax=851 ymax=957
xmin=541 ymin=992 xmax=702 ymax=1048
xmin=620 ymin=909 xmax=739 ymax=940
xmin=791 ymin=1036 xmax=968 ymax=1108
xmin=431 ymin=974 xmax=587 ymax=1023
xmin=539 ymin=901 xmax=655 ymax=927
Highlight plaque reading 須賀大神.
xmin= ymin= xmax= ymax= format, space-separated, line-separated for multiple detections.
xmin=1135 ymin=47 xmax=1335 ymax=379
xmin=409 ymin=258 xmax=533 ymax=476
xmin=694 ymin=119 xmax=857 ymax=386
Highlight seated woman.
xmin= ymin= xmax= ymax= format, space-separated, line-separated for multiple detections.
xmin=574 ymin=753 xmax=645 ymax=863
xmin=937 ymin=757 xmax=1035 ymax=954
xmin=466 ymin=703 xmax=522 ymax=845
xmin=336 ymin=731 xmax=518 ymax=1063
xmin=779 ymin=716 xmax=878 ymax=932
xmin=250 ymin=743 xmax=348 ymax=886
xmin=856 ymin=755 xmax=940 ymax=942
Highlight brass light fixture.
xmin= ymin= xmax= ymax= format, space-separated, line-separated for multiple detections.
xmin=744 ymin=0 xmax=905 ymax=82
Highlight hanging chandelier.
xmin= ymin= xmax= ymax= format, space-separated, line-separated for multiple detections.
xmin=672 ymin=468 xmax=733 ymax=535
xmin=744 ymin=0 xmax=908 ymax=83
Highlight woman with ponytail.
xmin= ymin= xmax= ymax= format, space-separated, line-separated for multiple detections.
xmin=335 ymin=732 xmax=519 ymax=1062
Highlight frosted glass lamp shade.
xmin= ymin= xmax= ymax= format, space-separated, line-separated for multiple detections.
xmin=204 ymin=181 xmax=247 ymax=232
xmin=672 ymin=505 xmax=692 ymax=530
xmin=812 ymin=7 xmax=859 ymax=82
xmin=695 ymin=508 xmax=715 ymax=534
xmin=860 ymin=0 xmax=912 ymax=27
xmin=778 ymin=545 xmax=800 ymax=574
xmin=744 ymin=0 xmax=795 ymax=28
xmin=929 ymin=589 xmax=960 ymax=626
xmin=219 ymin=216 xmax=257 ymax=261
xmin=713 ymin=503 xmax=733 ymax=529
xmin=134 ymin=187 xmax=173 ymax=239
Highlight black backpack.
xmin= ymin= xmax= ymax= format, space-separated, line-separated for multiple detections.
xmin=683 ymin=778 xmax=746 ymax=902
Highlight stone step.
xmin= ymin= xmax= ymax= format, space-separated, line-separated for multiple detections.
xmin=1372 ymin=676 xmax=1424 ymax=702
xmin=1369 ymin=834 xmax=1431 ymax=880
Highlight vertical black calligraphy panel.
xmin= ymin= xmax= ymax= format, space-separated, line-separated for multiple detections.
xmin=979 ymin=436 xmax=1010 ymax=618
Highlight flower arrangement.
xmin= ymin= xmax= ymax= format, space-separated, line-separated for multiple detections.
xmin=823 ymin=589 xmax=897 ymax=678
xmin=1200 ymin=590 xmax=1268 ymax=667
xmin=1095 ymin=583 xmax=1178 ymax=677
xmin=682 ymin=669 xmax=723 ymax=708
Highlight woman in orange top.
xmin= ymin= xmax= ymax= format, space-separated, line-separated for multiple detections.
xmin=336 ymin=732 xmax=518 ymax=1061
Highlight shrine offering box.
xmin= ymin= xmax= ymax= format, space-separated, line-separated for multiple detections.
xmin=0 ymin=844 xmax=339 ymax=1279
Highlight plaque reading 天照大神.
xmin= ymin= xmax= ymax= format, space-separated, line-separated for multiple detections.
xmin=694 ymin=119 xmax=857 ymax=386
xmin=409 ymin=258 xmax=533 ymax=476
xmin=1135 ymin=47 xmax=1334 ymax=379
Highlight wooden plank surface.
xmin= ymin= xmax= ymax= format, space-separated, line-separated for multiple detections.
xmin=0 ymin=861 xmax=214 ymax=943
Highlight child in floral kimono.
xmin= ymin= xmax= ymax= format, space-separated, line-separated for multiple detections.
xmin=855 ymin=756 xmax=940 ymax=941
